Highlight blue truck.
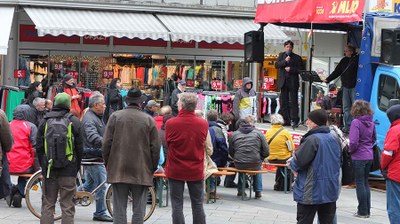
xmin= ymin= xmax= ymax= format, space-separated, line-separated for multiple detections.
xmin=356 ymin=12 xmax=400 ymax=176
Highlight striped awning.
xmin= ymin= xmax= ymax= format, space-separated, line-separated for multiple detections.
xmin=24 ymin=7 xmax=170 ymax=40
xmin=0 ymin=7 xmax=15 ymax=55
xmin=156 ymin=14 xmax=289 ymax=44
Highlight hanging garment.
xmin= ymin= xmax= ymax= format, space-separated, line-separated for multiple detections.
xmin=6 ymin=91 xmax=25 ymax=121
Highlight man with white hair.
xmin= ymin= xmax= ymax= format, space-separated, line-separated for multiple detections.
xmin=81 ymin=93 xmax=112 ymax=222
xmin=26 ymin=97 xmax=46 ymax=127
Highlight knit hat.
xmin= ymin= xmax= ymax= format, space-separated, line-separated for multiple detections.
xmin=387 ymin=104 xmax=400 ymax=123
xmin=308 ymin=109 xmax=328 ymax=126
xmin=54 ymin=92 xmax=71 ymax=109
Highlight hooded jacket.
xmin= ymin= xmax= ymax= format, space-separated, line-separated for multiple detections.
xmin=349 ymin=115 xmax=375 ymax=160
xmin=290 ymin=126 xmax=341 ymax=205
xmin=8 ymin=105 xmax=38 ymax=173
xmin=36 ymin=107 xmax=83 ymax=177
xmin=232 ymin=77 xmax=257 ymax=120
xmin=229 ymin=124 xmax=269 ymax=167
xmin=382 ymin=105 xmax=400 ymax=183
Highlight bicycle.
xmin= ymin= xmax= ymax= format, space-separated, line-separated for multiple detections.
xmin=24 ymin=160 xmax=157 ymax=221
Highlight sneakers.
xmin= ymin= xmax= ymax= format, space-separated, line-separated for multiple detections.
xmin=255 ymin=192 xmax=262 ymax=199
xmin=93 ymin=215 xmax=113 ymax=222
xmin=353 ymin=213 xmax=370 ymax=218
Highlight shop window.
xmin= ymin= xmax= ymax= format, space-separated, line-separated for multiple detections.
xmin=49 ymin=54 xmax=80 ymax=86
xmin=18 ymin=55 xmax=49 ymax=87
xmin=378 ymin=74 xmax=400 ymax=111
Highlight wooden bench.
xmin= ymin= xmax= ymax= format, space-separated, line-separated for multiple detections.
xmin=263 ymin=162 xmax=292 ymax=194
xmin=154 ymin=172 xmax=168 ymax=208
xmin=9 ymin=172 xmax=34 ymax=178
xmin=205 ymin=171 xmax=235 ymax=204
xmin=218 ymin=167 xmax=269 ymax=200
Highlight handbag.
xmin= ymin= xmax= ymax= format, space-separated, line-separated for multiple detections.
xmin=370 ymin=143 xmax=381 ymax=172
xmin=341 ymin=145 xmax=354 ymax=185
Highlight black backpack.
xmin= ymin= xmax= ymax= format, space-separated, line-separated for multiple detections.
xmin=44 ymin=113 xmax=74 ymax=178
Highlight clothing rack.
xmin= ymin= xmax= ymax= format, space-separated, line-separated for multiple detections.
xmin=201 ymin=91 xmax=235 ymax=96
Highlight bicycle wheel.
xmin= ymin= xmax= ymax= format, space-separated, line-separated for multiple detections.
xmin=25 ymin=170 xmax=62 ymax=220
xmin=105 ymin=185 xmax=156 ymax=222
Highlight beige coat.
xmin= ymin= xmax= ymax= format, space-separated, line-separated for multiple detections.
xmin=204 ymin=131 xmax=218 ymax=180
xmin=0 ymin=110 xmax=13 ymax=175
xmin=102 ymin=106 xmax=161 ymax=186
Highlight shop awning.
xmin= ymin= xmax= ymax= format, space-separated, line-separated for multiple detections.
xmin=24 ymin=7 xmax=170 ymax=41
xmin=156 ymin=14 xmax=288 ymax=44
xmin=0 ymin=7 xmax=15 ymax=55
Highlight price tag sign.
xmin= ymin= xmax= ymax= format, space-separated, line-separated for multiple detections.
xmin=69 ymin=71 xmax=79 ymax=79
xmin=55 ymin=64 xmax=63 ymax=70
xmin=14 ymin=70 xmax=26 ymax=78
xmin=261 ymin=77 xmax=275 ymax=90
xmin=233 ymin=79 xmax=243 ymax=88
xmin=186 ymin=79 xmax=194 ymax=87
xmin=102 ymin=70 xmax=114 ymax=79
xmin=211 ymin=80 xmax=222 ymax=90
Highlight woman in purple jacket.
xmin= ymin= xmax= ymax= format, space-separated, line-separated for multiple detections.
xmin=349 ymin=100 xmax=375 ymax=218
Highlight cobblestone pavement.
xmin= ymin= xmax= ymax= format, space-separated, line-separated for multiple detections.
xmin=1 ymin=173 xmax=389 ymax=224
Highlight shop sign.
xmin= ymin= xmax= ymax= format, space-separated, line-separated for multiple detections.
xmin=261 ymin=77 xmax=275 ymax=90
xmin=55 ymin=64 xmax=63 ymax=70
xmin=19 ymin=24 xmax=80 ymax=44
xmin=113 ymin=37 xmax=167 ymax=47
xmin=69 ymin=71 xmax=79 ymax=79
xmin=102 ymin=70 xmax=114 ymax=79
xmin=211 ymin=80 xmax=222 ymax=90
xmin=186 ymin=79 xmax=194 ymax=87
xmin=83 ymin=35 xmax=109 ymax=45
xmin=198 ymin=41 xmax=244 ymax=50
xmin=233 ymin=79 xmax=243 ymax=88
xmin=171 ymin=40 xmax=195 ymax=48
xmin=14 ymin=70 xmax=26 ymax=78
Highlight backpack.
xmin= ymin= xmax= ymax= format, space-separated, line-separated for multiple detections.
xmin=44 ymin=113 xmax=74 ymax=178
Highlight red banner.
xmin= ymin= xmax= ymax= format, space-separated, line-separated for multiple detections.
xmin=14 ymin=70 xmax=26 ymax=78
xmin=255 ymin=0 xmax=365 ymax=23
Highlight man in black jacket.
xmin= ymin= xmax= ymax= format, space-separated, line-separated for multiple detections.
xmin=81 ymin=93 xmax=112 ymax=222
xmin=275 ymin=40 xmax=304 ymax=126
xmin=36 ymin=92 xmax=83 ymax=224
xmin=324 ymin=44 xmax=359 ymax=133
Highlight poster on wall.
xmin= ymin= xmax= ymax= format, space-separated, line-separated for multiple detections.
xmin=369 ymin=0 xmax=392 ymax=12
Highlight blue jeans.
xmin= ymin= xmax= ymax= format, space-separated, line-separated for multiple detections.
xmin=83 ymin=164 xmax=107 ymax=217
xmin=386 ymin=179 xmax=400 ymax=223
xmin=342 ymin=87 xmax=355 ymax=130
xmin=353 ymin=160 xmax=372 ymax=216
xmin=237 ymin=173 xmax=262 ymax=192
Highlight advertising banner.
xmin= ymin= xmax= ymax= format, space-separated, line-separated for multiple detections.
xmin=255 ymin=0 xmax=365 ymax=23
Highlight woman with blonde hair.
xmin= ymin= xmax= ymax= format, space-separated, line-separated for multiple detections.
xmin=349 ymin=100 xmax=375 ymax=218
xmin=265 ymin=113 xmax=295 ymax=191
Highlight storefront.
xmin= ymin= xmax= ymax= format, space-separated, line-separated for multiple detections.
xmin=1 ymin=6 xmax=289 ymax=99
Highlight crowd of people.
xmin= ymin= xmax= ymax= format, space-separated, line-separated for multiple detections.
xmin=0 ymin=66 xmax=399 ymax=224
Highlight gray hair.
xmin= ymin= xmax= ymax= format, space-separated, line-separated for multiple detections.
xmin=159 ymin=105 xmax=172 ymax=116
xmin=178 ymin=92 xmax=197 ymax=112
xmin=32 ymin=97 xmax=45 ymax=107
xmin=270 ymin=113 xmax=285 ymax=125
xmin=242 ymin=115 xmax=256 ymax=126
xmin=88 ymin=93 xmax=104 ymax=108
xmin=206 ymin=109 xmax=218 ymax=122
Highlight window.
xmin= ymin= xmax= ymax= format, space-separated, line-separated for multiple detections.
xmin=378 ymin=74 xmax=400 ymax=111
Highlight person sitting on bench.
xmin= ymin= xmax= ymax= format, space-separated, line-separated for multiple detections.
xmin=229 ymin=116 xmax=269 ymax=199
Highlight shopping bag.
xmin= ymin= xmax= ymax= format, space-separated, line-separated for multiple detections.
xmin=370 ymin=144 xmax=381 ymax=172
xmin=341 ymin=145 xmax=354 ymax=185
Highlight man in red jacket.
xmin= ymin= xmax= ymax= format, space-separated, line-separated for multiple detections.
xmin=382 ymin=104 xmax=400 ymax=224
xmin=165 ymin=92 xmax=208 ymax=224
